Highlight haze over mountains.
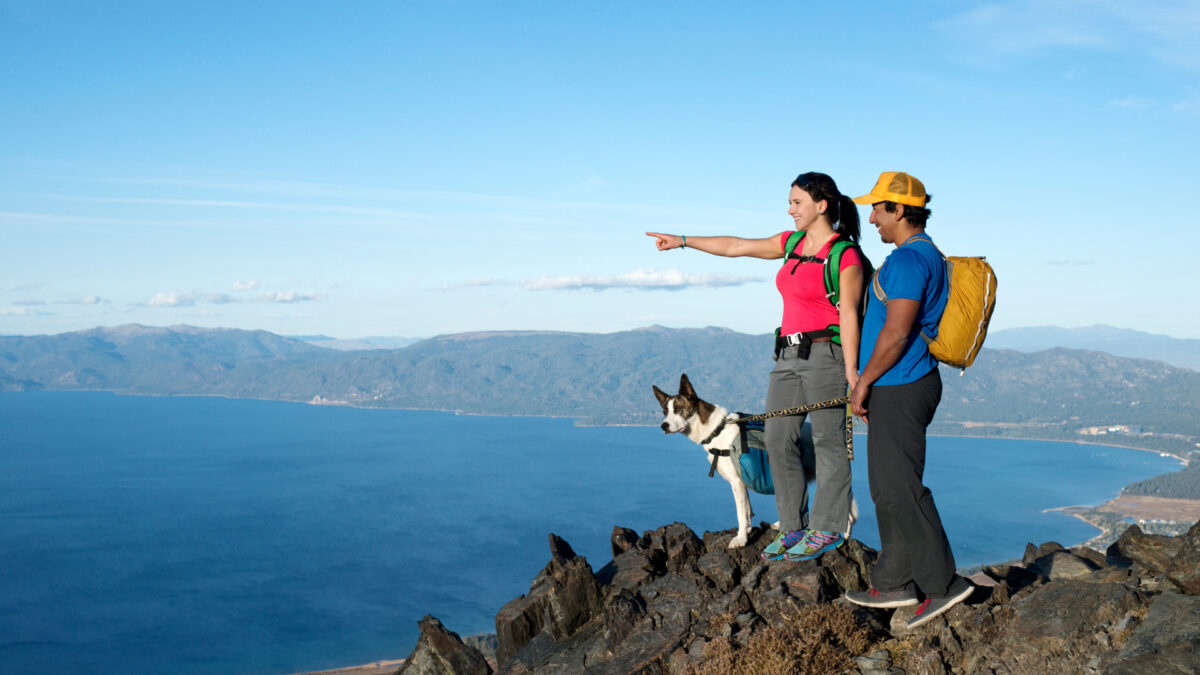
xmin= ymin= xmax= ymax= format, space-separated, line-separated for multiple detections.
xmin=294 ymin=325 xmax=1200 ymax=372
xmin=2 ymin=323 xmax=1198 ymax=450
xmin=986 ymin=325 xmax=1200 ymax=372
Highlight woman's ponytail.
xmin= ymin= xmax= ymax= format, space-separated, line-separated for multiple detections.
xmin=793 ymin=172 xmax=861 ymax=243
xmin=837 ymin=195 xmax=861 ymax=243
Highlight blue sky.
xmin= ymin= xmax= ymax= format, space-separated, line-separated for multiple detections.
xmin=3 ymin=1 xmax=1199 ymax=339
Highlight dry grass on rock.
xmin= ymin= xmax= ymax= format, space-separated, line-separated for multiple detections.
xmin=687 ymin=604 xmax=881 ymax=675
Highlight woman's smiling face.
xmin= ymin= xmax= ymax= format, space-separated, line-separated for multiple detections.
xmin=787 ymin=186 xmax=825 ymax=231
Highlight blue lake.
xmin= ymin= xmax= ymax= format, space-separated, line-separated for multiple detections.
xmin=0 ymin=391 xmax=1183 ymax=674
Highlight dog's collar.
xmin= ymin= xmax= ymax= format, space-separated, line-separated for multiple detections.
xmin=700 ymin=418 xmax=728 ymax=447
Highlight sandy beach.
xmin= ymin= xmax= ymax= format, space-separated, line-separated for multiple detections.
xmin=295 ymin=659 xmax=404 ymax=675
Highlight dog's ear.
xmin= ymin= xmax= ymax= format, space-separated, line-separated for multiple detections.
xmin=679 ymin=373 xmax=696 ymax=399
xmin=652 ymin=385 xmax=670 ymax=409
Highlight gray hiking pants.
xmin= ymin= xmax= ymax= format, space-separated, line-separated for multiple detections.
xmin=765 ymin=341 xmax=852 ymax=534
xmin=866 ymin=368 xmax=957 ymax=597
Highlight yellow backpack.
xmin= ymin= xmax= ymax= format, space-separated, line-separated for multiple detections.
xmin=872 ymin=238 xmax=997 ymax=371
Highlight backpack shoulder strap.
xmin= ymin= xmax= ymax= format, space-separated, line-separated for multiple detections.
xmin=783 ymin=231 xmax=805 ymax=261
xmin=823 ymin=238 xmax=852 ymax=307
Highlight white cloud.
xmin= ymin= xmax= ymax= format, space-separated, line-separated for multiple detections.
xmin=233 ymin=279 xmax=260 ymax=292
xmin=59 ymin=296 xmax=103 ymax=305
xmin=522 ymin=268 xmax=763 ymax=292
xmin=146 ymin=291 xmax=198 ymax=307
xmin=259 ymin=291 xmax=327 ymax=303
xmin=435 ymin=279 xmax=514 ymax=291
xmin=1108 ymin=97 xmax=1157 ymax=109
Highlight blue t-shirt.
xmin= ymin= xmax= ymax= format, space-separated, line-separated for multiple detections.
xmin=858 ymin=234 xmax=949 ymax=386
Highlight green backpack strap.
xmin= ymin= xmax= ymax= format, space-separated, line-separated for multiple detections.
xmin=823 ymin=239 xmax=874 ymax=345
xmin=823 ymin=239 xmax=851 ymax=308
xmin=783 ymin=231 xmax=805 ymax=259
xmin=781 ymin=232 xmax=874 ymax=345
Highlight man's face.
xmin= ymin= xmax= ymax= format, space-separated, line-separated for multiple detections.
xmin=869 ymin=202 xmax=903 ymax=244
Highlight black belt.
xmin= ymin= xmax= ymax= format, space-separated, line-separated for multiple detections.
xmin=774 ymin=329 xmax=836 ymax=359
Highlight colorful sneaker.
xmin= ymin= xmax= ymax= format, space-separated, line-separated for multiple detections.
xmin=843 ymin=586 xmax=920 ymax=608
xmin=783 ymin=529 xmax=844 ymax=562
xmin=760 ymin=529 xmax=807 ymax=561
xmin=906 ymin=576 xmax=974 ymax=629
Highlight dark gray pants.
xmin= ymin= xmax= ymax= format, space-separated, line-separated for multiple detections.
xmin=765 ymin=342 xmax=852 ymax=534
xmin=866 ymin=368 xmax=956 ymax=597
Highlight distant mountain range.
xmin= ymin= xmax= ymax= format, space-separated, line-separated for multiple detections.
xmin=2 ymin=323 xmax=1198 ymax=450
xmin=986 ymin=325 xmax=1200 ymax=372
xmin=292 ymin=335 xmax=424 ymax=351
xmin=4 ymin=323 xmax=1198 ymax=499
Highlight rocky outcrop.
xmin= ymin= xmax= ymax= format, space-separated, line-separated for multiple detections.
xmin=396 ymin=615 xmax=491 ymax=675
xmin=400 ymin=520 xmax=1200 ymax=674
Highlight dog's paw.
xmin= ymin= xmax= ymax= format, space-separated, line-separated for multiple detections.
xmin=727 ymin=534 xmax=748 ymax=549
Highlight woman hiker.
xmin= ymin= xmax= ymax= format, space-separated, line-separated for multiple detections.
xmin=646 ymin=171 xmax=868 ymax=562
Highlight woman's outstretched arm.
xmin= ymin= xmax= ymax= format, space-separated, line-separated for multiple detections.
xmin=645 ymin=232 xmax=782 ymax=259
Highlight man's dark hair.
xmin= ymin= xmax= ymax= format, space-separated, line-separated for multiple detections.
xmin=883 ymin=194 xmax=933 ymax=227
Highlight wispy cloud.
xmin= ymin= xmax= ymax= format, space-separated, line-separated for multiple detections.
xmin=233 ymin=279 xmax=260 ymax=292
xmin=1108 ymin=97 xmax=1157 ymax=110
xmin=259 ymin=291 xmax=327 ymax=303
xmin=146 ymin=291 xmax=198 ymax=307
xmin=938 ymin=0 xmax=1200 ymax=70
xmin=143 ymin=288 xmax=328 ymax=307
xmin=0 ymin=306 xmax=51 ymax=316
xmin=435 ymin=279 xmax=514 ymax=291
xmin=522 ymin=269 xmax=763 ymax=292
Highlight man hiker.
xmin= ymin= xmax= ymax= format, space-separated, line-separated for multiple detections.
xmin=844 ymin=171 xmax=973 ymax=629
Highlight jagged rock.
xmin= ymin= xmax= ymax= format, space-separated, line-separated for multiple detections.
xmin=494 ymin=533 xmax=602 ymax=665
xmin=474 ymin=518 xmax=1200 ymax=674
xmin=981 ymin=562 xmax=1044 ymax=593
xmin=1071 ymin=544 xmax=1108 ymax=568
xmin=696 ymin=549 xmax=739 ymax=593
xmin=640 ymin=521 xmax=704 ymax=576
xmin=398 ymin=615 xmax=491 ymax=675
xmin=610 ymin=526 xmax=639 ymax=558
xmin=594 ymin=548 xmax=655 ymax=595
xmin=903 ymin=579 xmax=1150 ymax=673
xmin=1029 ymin=550 xmax=1102 ymax=580
xmin=1105 ymin=592 xmax=1200 ymax=674
xmin=1165 ymin=520 xmax=1200 ymax=595
xmin=1108 ymin=524 xmax=1182 ymax=575
xmin=1023 ymin=540 xmax=1066 ymax=565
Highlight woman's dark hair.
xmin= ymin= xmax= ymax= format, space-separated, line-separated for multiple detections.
xmin=791 ymin=172 xmax=861 ymax=243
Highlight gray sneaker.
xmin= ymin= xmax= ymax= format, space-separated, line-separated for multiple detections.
xmin=906 ymin=576 xmax=974 ymax=629
xmin=843 ymin=586 xmax=919 ymax=608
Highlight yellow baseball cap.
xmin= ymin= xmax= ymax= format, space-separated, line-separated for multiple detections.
xmin=852 ymin=172 xmax=928 ymax=207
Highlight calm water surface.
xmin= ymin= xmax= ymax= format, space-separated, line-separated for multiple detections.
xmin=0 ymin=392 xmax=1182 ymax=674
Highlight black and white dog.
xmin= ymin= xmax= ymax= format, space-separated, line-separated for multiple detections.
xmin=652 ymin=373 xmax=857 ymax=549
